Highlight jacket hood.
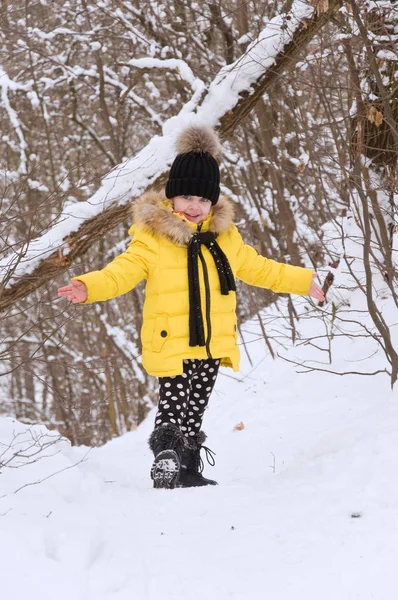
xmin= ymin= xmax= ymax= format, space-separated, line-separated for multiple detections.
xmin=131 ymin=189 xmax=235 ymax=246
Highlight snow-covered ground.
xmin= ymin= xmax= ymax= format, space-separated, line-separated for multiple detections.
xmin=1 ymin=289 xmax=398 ymax=600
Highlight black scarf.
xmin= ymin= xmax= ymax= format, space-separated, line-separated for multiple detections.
xmin=187 ymin=231 xmax=236 ymax=347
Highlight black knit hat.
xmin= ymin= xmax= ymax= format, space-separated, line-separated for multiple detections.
xmin=165 ymin=126 xmax=221 ymax=205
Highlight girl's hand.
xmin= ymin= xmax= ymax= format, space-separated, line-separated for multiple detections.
xmin=58 ymin=280 xmax=87 ymax=303
xmin=308 ymin=272 xmax=325 ymax=302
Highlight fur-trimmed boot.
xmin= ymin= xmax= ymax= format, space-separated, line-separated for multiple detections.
xmin=148 ymin=423 xmax=186 ymax=489
xmin=177 ymin=431 xmax=218 ymax=488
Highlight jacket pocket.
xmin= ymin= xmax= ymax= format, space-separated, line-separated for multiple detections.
xmin=233 ymin=319 xmax=238 ymax=342
xmin=151 ymin=315 xmax=169 ymax=352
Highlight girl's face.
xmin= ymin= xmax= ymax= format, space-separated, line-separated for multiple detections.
xmin=172 ymin=195 xmax=212 ymax=224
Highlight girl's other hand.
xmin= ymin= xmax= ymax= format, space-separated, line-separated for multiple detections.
xmin=308 ymin=272 xmax=325 ymax=302
xmin=58 ymin=280 xmax=87 ymax=303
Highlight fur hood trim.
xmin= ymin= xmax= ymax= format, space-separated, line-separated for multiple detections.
xmin=132 ymin=189 xmax=235 ymax=246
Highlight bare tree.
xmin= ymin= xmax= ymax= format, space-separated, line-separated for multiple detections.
xmin=5 ymin=1 xmax=395 ymax=444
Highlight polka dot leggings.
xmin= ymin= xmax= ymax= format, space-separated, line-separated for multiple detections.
xmin=154 ymin=358 xmax=220 ymax=438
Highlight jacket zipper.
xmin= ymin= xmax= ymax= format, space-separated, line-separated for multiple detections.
xmin=196 ymin=223 xmax=212 ymax=359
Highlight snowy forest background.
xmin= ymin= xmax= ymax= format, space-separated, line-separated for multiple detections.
xmin=0 ymin=0 xmax=397 ymax=447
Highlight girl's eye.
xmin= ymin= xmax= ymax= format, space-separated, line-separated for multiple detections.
xmin=201 ymin=197 xmax=209 ymax=203
xmin=183 ymin=195 xmax=190 ymax=200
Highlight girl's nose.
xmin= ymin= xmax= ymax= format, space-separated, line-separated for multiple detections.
xmin=191 ymin=198 xmax=201 ymax=209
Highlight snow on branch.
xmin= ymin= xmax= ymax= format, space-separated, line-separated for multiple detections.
xmin=0 ymin=0 xmax=342 ymax=311
xmin=0 ymin=67 xmax=33 ymax=176
xmin=121 ymin=57 xmax=206 ymax=116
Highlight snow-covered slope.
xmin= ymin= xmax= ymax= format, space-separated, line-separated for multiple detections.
xmin=1 ymin=291 xmax=398 ymax=600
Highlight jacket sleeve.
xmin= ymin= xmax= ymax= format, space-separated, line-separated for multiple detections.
xmin=231 ymin=225 xmax=313 ymax=296
xmin=71 ymin=226 xmax=157 ymax=304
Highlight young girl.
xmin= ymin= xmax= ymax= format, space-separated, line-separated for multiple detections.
xmin=58 ymin=126 xmax=325 ymax=490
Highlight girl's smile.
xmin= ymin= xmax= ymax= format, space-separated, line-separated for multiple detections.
xmin=172 ymin=194 xmax=212 ymax=224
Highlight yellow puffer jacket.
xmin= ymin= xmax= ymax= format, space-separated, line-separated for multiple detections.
xmin=72 ymin=191 xmax=313 ymax=377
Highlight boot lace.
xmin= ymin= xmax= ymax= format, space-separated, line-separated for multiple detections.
xmin=193 ymin=444 xmax=216 ymax=473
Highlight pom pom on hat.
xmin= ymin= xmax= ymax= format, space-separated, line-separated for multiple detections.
xmin=176 ymin=126 xmax=222 ymax=159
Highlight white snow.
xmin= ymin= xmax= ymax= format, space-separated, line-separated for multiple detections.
xmin=2 ymin=1 xmax=397 ymax=593
xmin=2 ymin=286 xmax=398 ymax=599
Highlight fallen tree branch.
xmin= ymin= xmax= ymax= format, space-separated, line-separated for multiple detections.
xmin=0 ymin=0 xmax=342 ymax=312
